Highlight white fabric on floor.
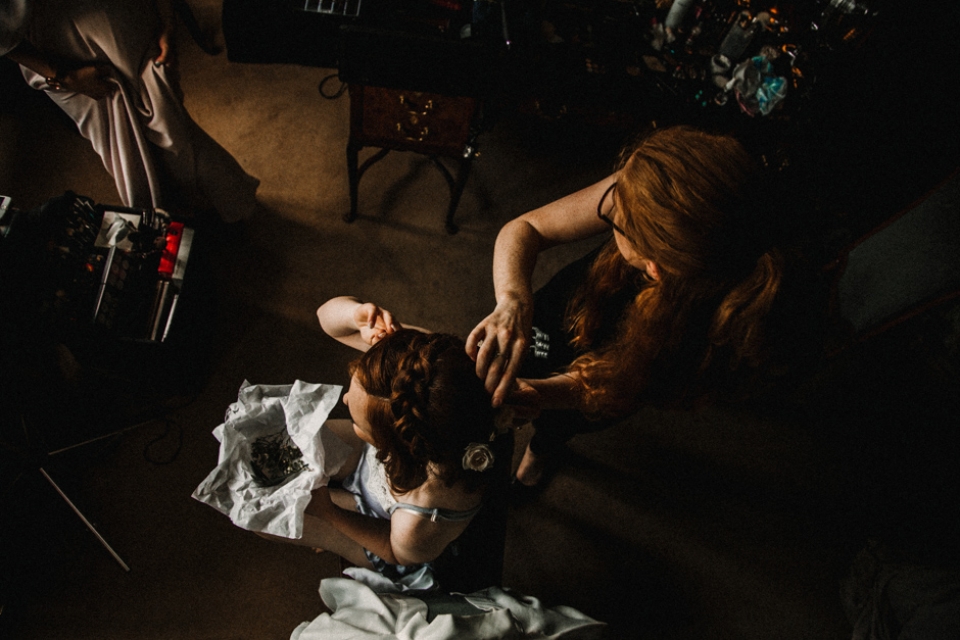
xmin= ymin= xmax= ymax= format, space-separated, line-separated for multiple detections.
xmin=289 ymin=577 xmax=606 ymax=639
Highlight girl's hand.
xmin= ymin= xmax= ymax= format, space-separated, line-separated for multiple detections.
xmin=353 ymin=302 xmax=401 ymax=346
xmin=305 ymin=486 xmax=337 ymax=519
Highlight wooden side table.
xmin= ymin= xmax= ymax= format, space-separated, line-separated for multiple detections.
xmin=345 ymin=84 xmax=481 ymax=234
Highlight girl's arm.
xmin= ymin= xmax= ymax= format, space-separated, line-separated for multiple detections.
xmin=307 ymin=487 xmax=456 ymax=565
xmin=317 ymin=296 xmax=431 ymax=351
xmin=316 ymin=296 xmax=401 ymax=352
xmin=307 ymin=488 xmax=396 ymax=561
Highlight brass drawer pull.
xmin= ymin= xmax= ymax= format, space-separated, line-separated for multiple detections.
xmin=396 ymin=121 xmax=429 ymax=142
xmin=398 ymin=94 xmax=434 ymax=116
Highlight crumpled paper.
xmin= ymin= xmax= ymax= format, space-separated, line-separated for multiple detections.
xmin=192 ymin=380 xmax=352 ymax=539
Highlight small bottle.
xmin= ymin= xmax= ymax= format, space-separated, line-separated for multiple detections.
xmin=718 ymin=10 xmax=758 ymax=62
xmin=665 ymin=0 xmax=697 ymax=30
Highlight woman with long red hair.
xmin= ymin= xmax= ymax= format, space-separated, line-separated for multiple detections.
xmin=467 ymin=125 xmax=791 ymax=486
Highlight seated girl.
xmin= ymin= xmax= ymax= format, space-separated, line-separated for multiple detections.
xmin=259 ymin=296 xmax=503 ymax=591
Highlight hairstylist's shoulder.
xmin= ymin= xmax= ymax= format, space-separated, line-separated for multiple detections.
xmin=519 ymin=175 xmax=616 ymax=246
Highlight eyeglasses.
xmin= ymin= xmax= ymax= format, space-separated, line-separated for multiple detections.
xmin=597 ymin=182 xmax=628 ymax=237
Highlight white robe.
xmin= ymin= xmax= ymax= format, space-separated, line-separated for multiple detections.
xmin=1 ymin=0 xmax=259 ymax=222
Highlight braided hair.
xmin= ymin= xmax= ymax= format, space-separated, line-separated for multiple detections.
xmin=349 ymin=329 xmax=496 ymax=495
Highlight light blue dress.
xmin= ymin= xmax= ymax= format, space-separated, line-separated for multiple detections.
xmin=341 ymin=443 xmax=482 ymax=592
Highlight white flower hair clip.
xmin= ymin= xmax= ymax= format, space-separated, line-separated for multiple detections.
xmin=462 ymin=443 xmax=495 ymax=472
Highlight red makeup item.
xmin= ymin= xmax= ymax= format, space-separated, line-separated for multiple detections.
xmin=158 ymin=221 xmax=184 ymax=279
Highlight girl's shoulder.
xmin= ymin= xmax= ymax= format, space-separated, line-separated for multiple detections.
xmin=395 ymin=472 xmax=483 ymax=514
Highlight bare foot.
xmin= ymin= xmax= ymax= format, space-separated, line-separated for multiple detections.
xmin=312 ymin=547 xmax=326 ymax=554
xmin=515 ymin=444 xmax=545 ymax=486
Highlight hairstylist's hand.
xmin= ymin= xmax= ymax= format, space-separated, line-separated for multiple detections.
xmin=502 ymin=379 xmax=541 ymax=423
xmin=466 ymin=295 xmax=533 ymax=407
xmin=353 ymin=302 xmax=401 ymax=346
xmin=56 ymin=64 xmax=116 ymax=99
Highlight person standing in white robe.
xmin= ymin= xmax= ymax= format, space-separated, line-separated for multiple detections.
xmin=0 ymin=0 xmax=259 ymax=222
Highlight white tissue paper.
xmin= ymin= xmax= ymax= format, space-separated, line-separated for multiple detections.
xmin=192 ymin=380 xmax=352 ymax=539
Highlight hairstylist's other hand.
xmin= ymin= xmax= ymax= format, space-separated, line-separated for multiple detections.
xmin=353 ymin=302 xmax=401 ymax=346
xmin=59 ymin=64 xmax=116 ymax=99
xmin=502 ymin=379 xmax=541 ymax=423
xmin=466 ymin=295 xmax=533 ymax=407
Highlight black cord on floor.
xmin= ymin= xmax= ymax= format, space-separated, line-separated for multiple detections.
xmin=142 ymin=416 xmax=183 ymax=465
xmin=318 ymin=73 xmax=347 ymax=100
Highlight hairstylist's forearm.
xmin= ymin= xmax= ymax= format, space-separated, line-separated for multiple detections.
xmin=525 ymin=373 xmax=582 ymax=411
xmin=493 ymin=175 xmax=619 ymax=303
xmin=491 ymin=218 xmax=545 ymax=309
xmin=467 ymin=218 xmax=545 ymax=405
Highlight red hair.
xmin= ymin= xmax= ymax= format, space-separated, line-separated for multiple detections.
xmin=566 ymin=126 xmax=784 ymax=417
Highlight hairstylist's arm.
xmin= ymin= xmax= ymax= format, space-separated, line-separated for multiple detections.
xmin=467 ymin=176 xmax=617 ymax=407
xmin=505 ymin=373 xmax=581 ymax=421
